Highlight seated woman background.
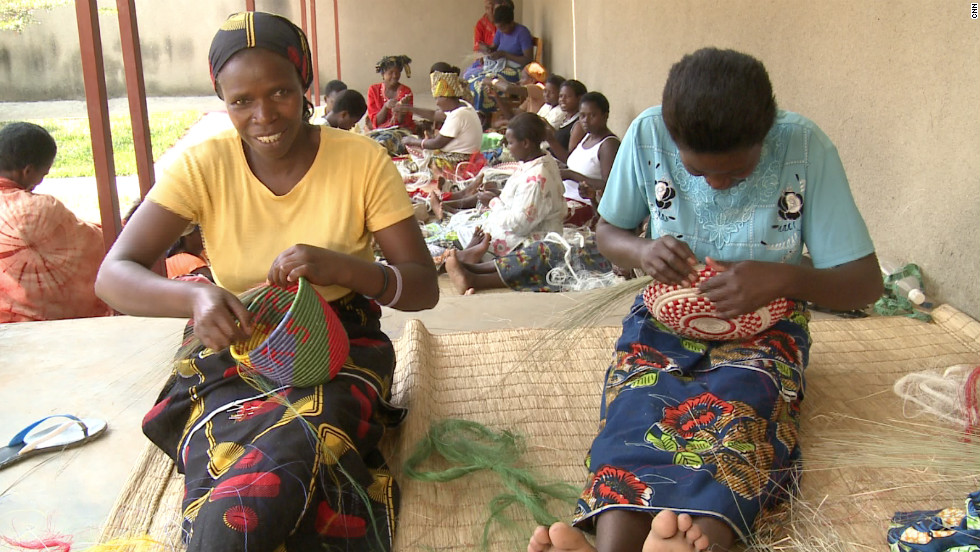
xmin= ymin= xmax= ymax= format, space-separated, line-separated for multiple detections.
xmin=547 ymin=79 xmax=588 ymax=161
xmin=473 ymin=0 xmax=497 ymax=52
xmin=560 ymin=91 xmax=621 ymax=228
xmin=395 ymin=61 xmax=464 ymax=128
xmin=96 ymin=12 xmax=438 ymax=550
xmin=538 ymin=74 xmax=568 ymax=129
xmin=366 ymin=55 xmax=415 ymax=155
xmin=401 ymin=71 xmax=483 ymax=184
xmin=444 ymin=112 xmax=568 ymax=293
xmin=463 ymin=4 xmax=534 ymax=115
xmin=484 ymin=61 xmax=550 ymax=128
xmin=0 ymin=122 xmax=110 ymax=323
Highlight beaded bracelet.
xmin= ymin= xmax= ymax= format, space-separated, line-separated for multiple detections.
xmin=378 ymin=264 xmax=403 ymax=308
xmin=366 ymin=262 xmax=389 ymax=301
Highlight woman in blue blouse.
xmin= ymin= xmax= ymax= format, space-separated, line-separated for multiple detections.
xmin=463 ymin=4 xmax=534 ymax=115
xmin=528 ymin=48 xmax=883 ymax=552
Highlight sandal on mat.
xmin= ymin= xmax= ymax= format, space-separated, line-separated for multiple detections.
xmin=0 ymin=414 xmax=108 ymax=470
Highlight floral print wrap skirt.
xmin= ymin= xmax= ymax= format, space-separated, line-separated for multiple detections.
xmin=572 ymin=294 xmax=811 ymax=540
xmin=495 ymin=237 xmax=612 ymax=292
xmin=142 ymin=293 xmax=406 ymax=552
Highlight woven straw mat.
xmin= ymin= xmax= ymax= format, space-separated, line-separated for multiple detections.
xmin=98 ymin=304 xmax=980 ymax=551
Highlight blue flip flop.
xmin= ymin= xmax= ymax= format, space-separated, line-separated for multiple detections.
xmin=0 ymin=414 xmax=108 ymax=470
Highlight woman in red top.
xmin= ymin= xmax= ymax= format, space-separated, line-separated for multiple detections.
xmin=366 ymin=55 xmax=414 ymax=131
xmin=474 ymin=0 xmax=497 ymax=51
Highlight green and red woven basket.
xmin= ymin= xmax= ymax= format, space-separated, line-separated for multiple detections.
xmin=230 ymin=278 xmax=349 ymax=387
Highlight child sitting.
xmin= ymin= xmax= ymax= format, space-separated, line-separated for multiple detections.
xmin=325 ymin=89 xmax=367 ymax=131
xmin=311 ymin=79 xmax=347 ymax=125
xmin=166 ymin=225 xmax=212 ymax=282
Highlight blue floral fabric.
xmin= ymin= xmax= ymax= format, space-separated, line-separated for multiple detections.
xmin=572 ymin=295 xmax=810 ymax=540
xmin=888 ymin=490 xmax=980 ymax=551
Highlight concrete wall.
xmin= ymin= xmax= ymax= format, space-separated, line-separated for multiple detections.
xmin=0 ymin=0 xmax=486 ymax=110
xmin=524 ymin=0 xmax=979 ymax=319
xmin=0 ymin=0 xmax=976 ymax=318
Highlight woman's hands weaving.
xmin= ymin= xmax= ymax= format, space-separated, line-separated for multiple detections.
xmin=638 ymin=235 xmax=698 ymax=287
xmin=267 ymin=244 xmax=344 ymax=288
xmin=699 ymin=258 xmax=785 ymax=319
xmin=190 ymin=284 xmax=252 ymax=351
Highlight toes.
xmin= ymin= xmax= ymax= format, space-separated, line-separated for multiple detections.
xmin=528 ymin=525 xmax=551 ymax=552
xmin=548 ymin=521 xmax=595 ymax=551
xmin=651 ymin=509 xmax=680 ymax=540
xmin=693 ymin=534 xmax=711 ymax=551
xmin=676 ymin=512 xmax=694 ymax=533
xmin=683 ymin=520 xmax=703 ymax=544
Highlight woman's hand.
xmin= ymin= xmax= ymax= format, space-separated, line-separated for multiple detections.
xmin=401 ymin=135 xmax=422 ymax=148
xmin=487 ymin=50 xmax=505 ymax=60
xmin=638 ymin=235 xmax=698 ymax=286
xmin=268 ymin=244 xmax=346 ymax=288
xmin=189 ymin=283 xmax=252 ymax=350
xmin=578 ymin=181 xmax=596 ymax=201
xmin=698 ymin=257 xmax=784 ymax=318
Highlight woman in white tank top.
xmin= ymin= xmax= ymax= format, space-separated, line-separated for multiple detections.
xmin=560 ymin=91 xmax=621 ymax=227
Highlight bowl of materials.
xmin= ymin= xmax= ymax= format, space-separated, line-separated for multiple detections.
xmin=641 ymin=265 xmax=792 ymax=341
xmin=230 ymin=277 xmax=349 ymax=387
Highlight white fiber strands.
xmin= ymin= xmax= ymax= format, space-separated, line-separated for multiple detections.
xmin=893 ymin=364 xmax=974 ymax=429
xmin=542 ymin=231 xmax=623 ymax=292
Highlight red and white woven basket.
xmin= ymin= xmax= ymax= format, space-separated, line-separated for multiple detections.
xmin=641 ymin=266 xmax=791 ymax=341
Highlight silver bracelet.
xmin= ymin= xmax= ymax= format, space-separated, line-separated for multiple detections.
xmin=378 ymin=264 xmax=403 ymax=307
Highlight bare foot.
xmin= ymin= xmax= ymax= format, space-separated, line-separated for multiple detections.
xmin=456 ymin=229 xmax=491 ymax=264
xmin=445 ymin=251 xmax=476 ymax=295
xmin=642 ymin=510 xmax=712 ymax=552
xmin=528 ymin=522 xmax=596 ymax=552
xmin=429 ymin=192 xmax=444 ymax=221
xmin=461 ymin=172 xmax=485 ymax=195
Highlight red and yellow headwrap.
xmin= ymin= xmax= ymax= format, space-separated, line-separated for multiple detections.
xmin=208 ymin=11 xmax=312 ymax=95
xmin=430 ymin=71 xmax=466 ymax=98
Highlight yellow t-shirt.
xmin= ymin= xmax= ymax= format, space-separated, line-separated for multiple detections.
xmin=148 ymin=126 xmax=414 ymax=300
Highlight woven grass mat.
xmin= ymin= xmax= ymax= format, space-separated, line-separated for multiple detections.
xmin=98 ymin=305 xmax=980 ymax=551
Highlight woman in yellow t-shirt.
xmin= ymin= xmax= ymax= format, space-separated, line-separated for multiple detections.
xmin=96 ymin=12 xmax=438 ymax=551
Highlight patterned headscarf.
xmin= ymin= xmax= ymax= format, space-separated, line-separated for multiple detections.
xmin=375 ymin=55 xmax=412 ymax=78
xmin=208 ymin=12 xmax=312 ymax=94
xmin=430 ymin=71 xmax=466 ymax=98
xmin=524 ymin=62 xmax=548 ymax=84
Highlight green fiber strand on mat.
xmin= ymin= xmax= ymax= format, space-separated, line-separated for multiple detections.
xmin=403 ymin=419 xmax=580 ymax=550
xmin=874 ymin=263 xmax=932 ymax=322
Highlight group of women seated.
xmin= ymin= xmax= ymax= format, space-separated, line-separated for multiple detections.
xmin=10 ymin=9 xmax=883 ymax=552
xmin=330 ymin=0 xmax=626 ymax=296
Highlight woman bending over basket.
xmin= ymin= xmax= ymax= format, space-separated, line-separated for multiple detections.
xmin=527 ymin=47 xmax=882 ymax=552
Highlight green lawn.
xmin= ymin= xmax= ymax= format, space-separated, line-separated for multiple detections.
xmin=10 ymin=110 xmax=202 ymax=178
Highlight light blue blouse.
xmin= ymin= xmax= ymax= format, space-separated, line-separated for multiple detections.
xmin=599 ymin=108 xmax=874 ymax=269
